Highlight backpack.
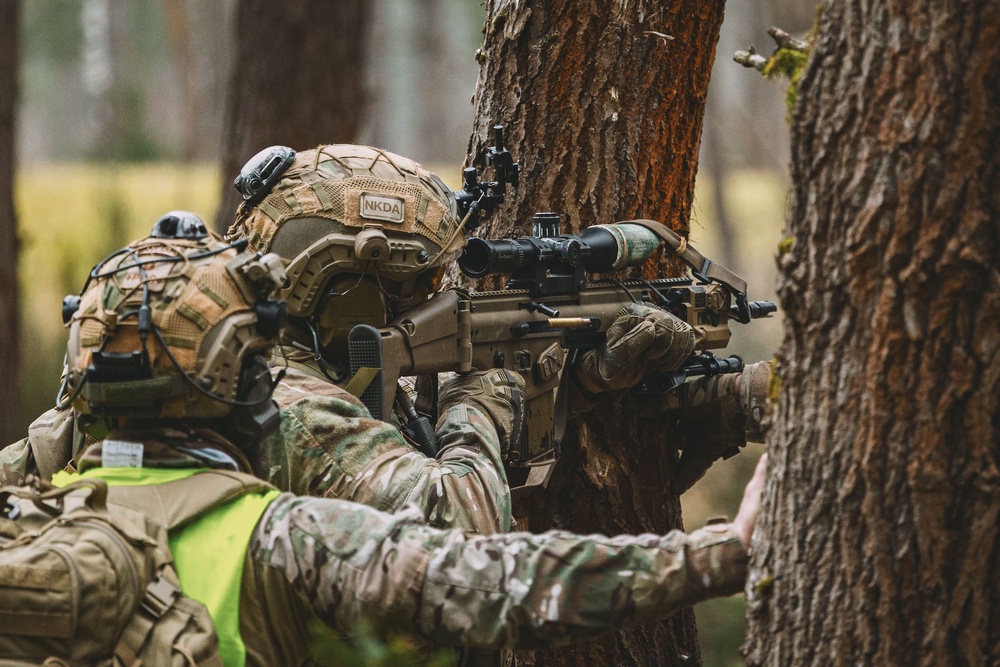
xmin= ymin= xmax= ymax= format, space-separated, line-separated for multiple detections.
xmin=0 ymin=476 xmax=224 ymax=666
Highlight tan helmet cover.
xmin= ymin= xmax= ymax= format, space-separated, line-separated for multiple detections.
xmin=66 ymin=235 xmax=287 ymax=420
xmin=231 ymin=144 xmax=465 ymax=318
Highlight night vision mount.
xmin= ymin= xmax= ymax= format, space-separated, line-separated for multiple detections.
xmin=454 ymin=124 xmax=520 ymax=231
xmin=234 ymin=145 xmax=297 ymax=212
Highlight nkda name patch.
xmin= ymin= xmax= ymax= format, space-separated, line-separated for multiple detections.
xmin=360 ymin=193 xmax=405 ymax=223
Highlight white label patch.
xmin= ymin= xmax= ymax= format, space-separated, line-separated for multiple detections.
xmin=102 ymin=440 xmax=144 ymax=468
xmin=360 ymin=193 xmax=405 ymax=223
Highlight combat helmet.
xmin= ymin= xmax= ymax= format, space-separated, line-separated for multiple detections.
xmin=62 ymin=211 xmax=288 ymax=438
xmin=229 ymin=144 xmax=466 ymax=356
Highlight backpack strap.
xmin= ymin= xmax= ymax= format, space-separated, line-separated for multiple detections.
xmin=108 ymin=471 xmax=264 ymax=667
xmin=106 ymin=470 xmax=277 ymax=532
xmin=115 ymin=569 xmax=225 ymax=667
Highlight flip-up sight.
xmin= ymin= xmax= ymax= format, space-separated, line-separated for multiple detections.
xmin=455 ymin=124 xmax=520 ymax=230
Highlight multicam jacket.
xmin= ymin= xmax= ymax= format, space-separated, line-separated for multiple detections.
xmin=256 ymin=491 xmax=748 ymax=650
xmin=62 ymin=435 xmax=747 ymax=658
xmin=0 ymin=365 xmax=513 ymax=534
xmin=248 ymin=363 xmax=512 ymax=533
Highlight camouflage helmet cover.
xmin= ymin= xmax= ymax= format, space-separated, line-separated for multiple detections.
xmin=65 ymin=231 xmax=287 ymax=420
xmin=231 ymin=144 xmax=465 ymax=318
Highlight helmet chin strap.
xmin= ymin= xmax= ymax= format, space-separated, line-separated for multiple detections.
xmin=303 ymin=316 xmax=342 ymax=385
xmin=220 ymin=356 xmax=284 ymax=448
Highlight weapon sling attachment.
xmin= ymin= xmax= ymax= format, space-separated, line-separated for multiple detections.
xmin=623 ymin=219 xmax=748 ymax=296
xmin=344 ymin=367 xmax=381 ymax=400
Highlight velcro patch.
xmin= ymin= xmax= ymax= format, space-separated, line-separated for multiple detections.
xmin=360 ymin=193 xmax=405 ymax=223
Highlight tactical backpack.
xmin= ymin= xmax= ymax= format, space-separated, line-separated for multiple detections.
xmin=0 ymin=476 xmax=227 ymax=666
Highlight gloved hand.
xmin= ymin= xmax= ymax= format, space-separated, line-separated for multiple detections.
xmin=438 ymin=369 xmax=525 ymax=456
xmin=575 ymin=303 xmax=696 ymax=395
xmin=649 ymin=361 xmax=771 ymax=493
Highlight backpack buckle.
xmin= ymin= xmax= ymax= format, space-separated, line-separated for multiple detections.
xmin=141 ymin=575 xmax=179 ymax=618
xmin=1 ymin=499 xmax=19 ymax=520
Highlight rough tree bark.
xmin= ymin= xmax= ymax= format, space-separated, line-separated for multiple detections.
xmin=746 ymin=1 xmax=1000 ymax=665
xmin=0 ymin=0 xmax=19 ymax=446
xmin=467 ymin=1 xmax=725 ymax=664
xmin=214 ymin=1 xmax=370 ymax=232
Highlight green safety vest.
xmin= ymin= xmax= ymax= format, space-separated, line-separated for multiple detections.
xmin=53 ymin=466 xmax=280 ymax=667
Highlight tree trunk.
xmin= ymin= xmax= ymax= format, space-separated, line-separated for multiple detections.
xmin=0 ymin=0 xmax=19 ymax=446
xmin=415 ymin=0 xmax=450 ymax=163
xmin=162 ymin=0 xmax=199 ymax=163
xmin=468 ymin=2 xmax=725 ymax=664
xmin=745 ymin=1 xmax=1000 ymax=665
xmin=214 ymin=0 xmax=370 ymax=232
xmin=702 ymin=107 xmax=736 ymax=271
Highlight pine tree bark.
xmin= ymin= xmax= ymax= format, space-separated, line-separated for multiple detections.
xmin=745 ymin=1 xmax=1000 ymax=665
xmin=467 ymin=1 xmax=725 ymax=664
xmin=214 ymin=1 xmax=370 ymax=232
xmin=0 ymin=0 xmax=20 ymax=446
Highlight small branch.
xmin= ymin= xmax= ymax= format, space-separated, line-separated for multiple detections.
xmin=734 ymin=45 xmax=767 ymax=72
xmin=767 ymin=27 xmax=808 ymax=53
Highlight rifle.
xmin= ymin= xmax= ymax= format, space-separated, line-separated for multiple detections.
xmin=346 ymin=214 xmax=775 ymax=496
xmin=345 ymin=125 xmax=775 ymax=495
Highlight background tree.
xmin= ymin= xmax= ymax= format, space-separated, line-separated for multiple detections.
xmin=0 ymin=0 xmax=20 ymax=446
xmin=162 ymin=0 xmax=199 ymax=164
xmin=467 ymin=1 xmax=726 ymax=664
xmin=745 ymin=1 xmax=1000 ymax=664
xmin=214 ymin=0 xmax=370 ymax=231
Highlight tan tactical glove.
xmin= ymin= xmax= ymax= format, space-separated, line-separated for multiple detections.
xmin=644 ymin=360 xmax=771 ymax=493
xmin=575 ymin=303 xmax=696 ymax=395
xmin=438 ymin=369 xmax=525 ymax=456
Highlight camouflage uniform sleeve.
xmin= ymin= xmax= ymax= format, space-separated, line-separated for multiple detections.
xmin=264 ymin=369 xmax=510 ymax=534
xmin=0 ymin=406 xmax=81 ymax=485
xmin=0 ymin=439 xmax=35 ymax=486
xmin=250 ymin=493 xmax=747 ymax=650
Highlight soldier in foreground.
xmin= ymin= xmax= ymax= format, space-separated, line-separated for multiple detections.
xmin=0 ymin=230 xmax=764 ymax=665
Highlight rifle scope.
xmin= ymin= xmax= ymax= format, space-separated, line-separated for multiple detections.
xmin=459 ymin=223 xmax=661 ymax=279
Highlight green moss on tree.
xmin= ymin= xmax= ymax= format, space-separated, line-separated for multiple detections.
xmin=762 ymin=48 xmax=810 ymax=116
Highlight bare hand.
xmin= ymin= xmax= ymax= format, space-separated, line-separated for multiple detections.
xmin=732 ymin=454 xmax=767 ymax=550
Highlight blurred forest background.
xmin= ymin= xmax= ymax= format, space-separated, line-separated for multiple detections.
xmin=9 ymin=1 xmax=814 ymax=664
